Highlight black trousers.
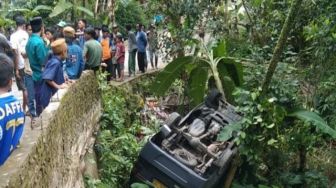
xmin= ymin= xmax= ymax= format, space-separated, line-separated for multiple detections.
xmin=103 ymin=58 xmax=113 ymax=80
xmin=137 ymin=52 xmax=146 ymax=73
xmin=85 ymin=65 xmax=100 ymax=74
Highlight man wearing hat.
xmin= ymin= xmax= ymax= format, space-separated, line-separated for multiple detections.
xmin=26 ymin=17 xmax=49 ymax=116
xmin=57 ymin=20 xmax=67 ymax=32
xmin=63 ymin=26 xmax=83 ymax=80
xmin=112 ymin=24 xmax=122 ymax=39
xmin=40 ymin=39 xmax=68 ymax=109
xmin=10 ymin=16 xmax=29 ymax=116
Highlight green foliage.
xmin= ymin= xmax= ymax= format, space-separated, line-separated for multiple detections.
xmin=230 ymin=86 xmax=334 ymax=186
xmin=222 ymin=57 xmax=335 ymax=186
xmin=0 ymin=1 xmax=52 ymax=27
xmin=147 ymin=0 xmax=224 ymax=58
xmin=115 ymin=0 xmax=148 ymax=36
xmin=151 ymin=56 xmax=194 ymax=96
xmin=49 ymin=0 xmax=93 ymax=18
xmin=288 ymin=110 xmax=336 ymax=139
xmin=151 ymin=40 xmax=244 ymax=106
xmin=95 ymin=72 xmax=157 ymax=187
xmin=84 ymin=176 xmax=109 ymax=188
xmin=188 ymin=65 xmax=208 ymax=107
xmin=49 ymin=1 xmax=73 ymax=18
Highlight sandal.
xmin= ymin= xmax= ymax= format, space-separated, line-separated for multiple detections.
xmin=30 ymin=117 xmax=41 ymax=130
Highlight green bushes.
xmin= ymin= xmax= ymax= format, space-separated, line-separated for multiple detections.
xmin=90 ymin=73 xmax=157 ymax=187
xmin=115 ymin=0 xmax=149 ymax=36
xmin=229 ymin=63 xmax=336 ymax=187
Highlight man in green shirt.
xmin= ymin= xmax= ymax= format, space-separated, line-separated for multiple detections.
xmin=83 ymin=27 xmax=103 ymax=72
xmin=25 ymin=17 xmax=49 ymax=116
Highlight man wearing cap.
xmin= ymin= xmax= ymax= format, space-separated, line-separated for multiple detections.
xmin=40 ymin=39 xmax=68 ymax=109
xmin=10 ymin=16 xmax=29 ymax=115
xmin=112 ymin=24 xmax=122 ymax=39
xmin=26 ymin=17 xmax=49 ymax=116
xmin=57 ymin=20 xmax=67 ymax=32
xmin=63 ymin=26 xmax=84 ymax=80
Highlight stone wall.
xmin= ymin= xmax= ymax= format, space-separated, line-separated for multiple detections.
xmin=5 ymin=71 xmax=101 ymax=188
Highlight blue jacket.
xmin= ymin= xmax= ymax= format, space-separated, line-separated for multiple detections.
xmin=64 ymin=42 xmax=84 ymax=79
xmin=136 ymin=31 xmax=147 ymax=53
xmin=0 ymin=93 xmax=24 ymax=165
xmin=41 ymin=56 xmax=65 ymax=108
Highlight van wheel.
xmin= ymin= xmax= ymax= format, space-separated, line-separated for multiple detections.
xmin=164 ymin=112 xmax=181 ymax=127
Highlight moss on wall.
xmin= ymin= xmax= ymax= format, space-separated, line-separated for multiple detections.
xmin=6 ymin=71 xmax=101 ymax=188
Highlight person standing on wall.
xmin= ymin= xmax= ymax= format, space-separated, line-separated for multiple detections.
xmin=126 ymin=24 xmax=137 ymax=77
xmin=25 ymin=17 xmax=49 ymax=116
xmin=10 ymin=16 xmax=28 ymax=115
xmin=136 ymin=23 xmax=147 ymax=73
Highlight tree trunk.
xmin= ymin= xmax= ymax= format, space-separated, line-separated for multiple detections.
xmin=94 ymin=0 xmax=99 ymax=17
xmin=71 ymin=0 xmax=75 ymax=22
xmin=298 ymin=145 xmax=306 ymax=172
xmin=224 ymin=0 xmax=230 ymax=26
xmin=261 ymin=0 xmax=303 ymax=94
xmin=107 ymin=0 xmax=115 ymax=27
xmin=82 ymin=0 xmax=86 ymax=17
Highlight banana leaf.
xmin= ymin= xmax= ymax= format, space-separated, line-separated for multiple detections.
xmin=188 ymin=62 xmax=209 ymax=106
xmin=288 ymin=110 xmax=336 ymax=139
xmin=151 ymin=56 xmax=194 ymax=96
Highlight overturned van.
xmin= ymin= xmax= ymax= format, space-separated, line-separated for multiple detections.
xmin=130 ymin=90 xmax=241 ymax=188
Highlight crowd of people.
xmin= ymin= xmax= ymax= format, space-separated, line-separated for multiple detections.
xmin=0 ymin=15 xmax=159 ymax=166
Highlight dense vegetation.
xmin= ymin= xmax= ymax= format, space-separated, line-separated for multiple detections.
xmin=84 ymin=73 xmax=159 ymax=188
xmin=149 ymin=0 xmax=336 ymax=187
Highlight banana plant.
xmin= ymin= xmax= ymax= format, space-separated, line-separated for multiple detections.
xmin=49 ymin=0 xmax=94 ymax=18
xmin=0 ymin=3 xmax=52 ymax=26
xmin=151 ymin=40 xmax=243 ymax=106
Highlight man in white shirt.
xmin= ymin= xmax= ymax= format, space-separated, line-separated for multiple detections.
xmin=10 ymin=16 xmax=29 ymax=114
